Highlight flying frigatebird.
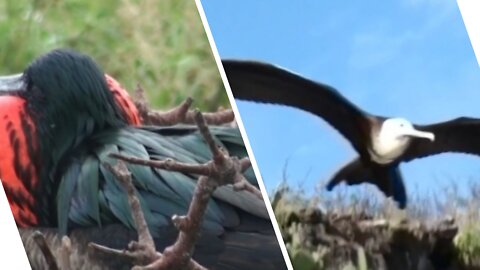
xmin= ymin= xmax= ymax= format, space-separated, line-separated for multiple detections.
xmin=222 ymin=59 xmax=480 ymax=208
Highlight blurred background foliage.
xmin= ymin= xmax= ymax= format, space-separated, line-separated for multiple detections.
xmin=0 ymin=0 xmax=228 ymax=110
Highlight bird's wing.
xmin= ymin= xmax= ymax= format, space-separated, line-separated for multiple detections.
xmin=326 ymin=157 xmax=406 ymax=208
xmin=223 ymin=59 xmax=372 ymax=154
xmin=402 ymin=117 xmax=480 ymax=162
xmin=56 ymin=125 xmax=269 ymax=237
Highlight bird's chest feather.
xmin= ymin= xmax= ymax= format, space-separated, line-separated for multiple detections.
xmin=369 ymin=135 xmax=410 ymax=164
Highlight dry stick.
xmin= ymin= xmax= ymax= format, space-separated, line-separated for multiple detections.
xmin=111 ymin=108 xmax=258 ymax=198
xmin=110 ymin=153 xmax=260 ymax=200
xmin=142 ymin=111 xmax=249 ymax=269
xmin=29 ymin=231 xmax=73 ymax=270
xmin=90 ymin=161 xmax=204 ymax=270
xmin=90 ymin=110 xmax=259 ymax=270
xmin=90 ymin=161 xmax=161 ymax=266
xmin=134 ymin=85 xmax=234 ymax=126
xmin=31 ymin=231 xmax=60 ymax=270
xmin=109 ymin=155 xmax=213 ymax=176
xmin=58 ymin=236 xmax=73 ymax=270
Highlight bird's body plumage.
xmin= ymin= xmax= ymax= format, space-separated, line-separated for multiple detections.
xmin=223 ymin=59 xmax=479 ymax=208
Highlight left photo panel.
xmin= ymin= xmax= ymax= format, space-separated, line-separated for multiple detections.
xmin=0 ymin=1 xmax=287 ymax=269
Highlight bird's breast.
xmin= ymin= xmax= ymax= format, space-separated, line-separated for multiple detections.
xmin=369 ymin=136 xmax=410 ymax=164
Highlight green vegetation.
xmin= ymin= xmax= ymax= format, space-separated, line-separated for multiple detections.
xmin=273 ymin=183 xmax=480 ymax=269
xmin=0 ymin=0 xmax=226 ymax=110
xmin=455 ymin=224 xmax=480 ymax=266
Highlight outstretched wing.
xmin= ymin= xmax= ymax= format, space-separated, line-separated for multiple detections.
xmin=223 ymin=59 xmax=372 ymax=154
xmin=56 ymin=125 xmax=269 ymax=237
xmin=402 ymin=117 xmax=480 ymax=162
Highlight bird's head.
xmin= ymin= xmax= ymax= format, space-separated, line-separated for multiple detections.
xmin=7 ymin=49 xmax=140 ymax=186
xmin=381 ymin=118 xmax=435 ymax=141
xmin=21 ymin=49 xmax=129 ymax=131
xmin=0 ymin=49 xmax=141 ymax=125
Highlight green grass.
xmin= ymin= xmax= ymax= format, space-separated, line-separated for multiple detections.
xmin=455 ymin=223 xmax=480 ymax=266
xmin=0 ymin=0 xmax=226 ymax=110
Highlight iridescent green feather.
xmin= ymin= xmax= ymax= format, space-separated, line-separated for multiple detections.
xmin=56 ymin=125 xmax=262 ymax=236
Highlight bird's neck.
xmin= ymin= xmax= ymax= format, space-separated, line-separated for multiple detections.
xmin=23 ymin=92 xmax=127 ymax=226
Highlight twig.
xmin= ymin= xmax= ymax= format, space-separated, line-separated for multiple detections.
xmin=31 ymin=231 xmax=60 ymax=270
xmin=92 ymin=161 xmax=163 ymax=266
xmin=134 ymin=84 xmax=234 ymax=126
xmin=233 ymin=179 xmax=263 ymax=199
xmin=110 ymin=110 xmax=259 ymax=199
xmin=110 ymin=148 xmax=260 ymax=199
xmin=90 ymin=110 xmax=262 ymax=269
xmin=58 ymin=236 xmax=73 ymax=270
xmin=109 ymin=155 xmax=213 ymax=176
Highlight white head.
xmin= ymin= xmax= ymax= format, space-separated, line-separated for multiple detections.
xmin=372 ymin=118 xmax=434 ymax=162
xmin=381 ymin=118 xmax=434 ymax=141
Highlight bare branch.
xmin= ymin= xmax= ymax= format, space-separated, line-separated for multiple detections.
xmin=95 ymin=162 xmax=161 ymax=266
xmin=31 ymin=231 xmax=60 ymax=270
xmin=134 ymin=84 xmax=234 ymax=126
xmin=110 ymin=154 xmax=212 ymax=176
xmin=90 ymin=110 xmax=261 ymax=269
xmin=58 ymin=236 xmax=72 ymax=270
xmin=232 ymin=174 xmax=263 ymax=200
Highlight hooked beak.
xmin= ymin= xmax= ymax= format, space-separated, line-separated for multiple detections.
xmin=404 ymin=128 xmax=435 ymax=141
xmin=0 ymin=73 xmax=24 ymax=92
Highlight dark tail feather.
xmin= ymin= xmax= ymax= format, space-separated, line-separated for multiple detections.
xmin=326 ymin=157 xmax=373 ymax=190
xmin=386 ymin=167 xmax=407 ymax=208
xmin=326 ymin=157 xmax=407 ymax=208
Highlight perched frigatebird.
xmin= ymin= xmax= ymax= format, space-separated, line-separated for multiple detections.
xmin=222 ymin=59 xmax=480 ymax=208
xmin=0 ymin=50 xmax=285 ymax=269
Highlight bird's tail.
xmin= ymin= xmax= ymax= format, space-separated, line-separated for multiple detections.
xmin=326 ymin=157 xmax=407 ymax=208
xmin=326 ymin=157 xmax=373 ymax=190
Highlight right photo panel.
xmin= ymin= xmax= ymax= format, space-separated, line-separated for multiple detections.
xmin=201 ymin=1 xmax=480 ymax=269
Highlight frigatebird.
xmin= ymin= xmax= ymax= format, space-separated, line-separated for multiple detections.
xmin=0 ymin=50 xmax=285 ymax=269
xmin=222 ymin=59 xmax=480 ymax=208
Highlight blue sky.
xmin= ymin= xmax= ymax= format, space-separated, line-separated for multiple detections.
xmin=202 ymin=1 xmax=480 ymax=201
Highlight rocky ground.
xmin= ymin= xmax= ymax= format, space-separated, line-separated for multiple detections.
xmin=272 ymin=189 xmax=480 ymax=270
